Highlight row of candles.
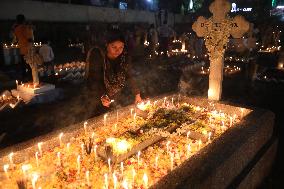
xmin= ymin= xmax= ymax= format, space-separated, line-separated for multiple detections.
xmin=199 ymin=65 xmax=241 ymax=75
xmin=2 ymin=42 xmax=42 ymax=49
xmin=2 ymin=96 xmax=244 ymax=188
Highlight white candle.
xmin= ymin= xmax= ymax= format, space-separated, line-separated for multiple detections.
xmin=170 ymin=153 xmax=174 ymax=171
xmin=86 ymin=170 xmax=90 ymax=186
xmin=16 ymin=80 xmax=18 ymax=88
xmin=17 ymin=95 xmax=20 ymax=101
xmin=133 ymin=113 xmax=137 ymax=128
xmin=155 ymin=156 xmax=159 ymax=169
xmin=154 ymin=100 xmax=157 ymax=107
xmin=94 ymin=145 xmax=97 ymax=161
xmin=104 ymin=114 xmax=108 ymax=127
xmin=198 ymin=139 xmax=202 ymax=150
xmin=113 ymin=173 xmax=117 ymax=189
xmin=137 ymin=151 xmax=141 ymax=169
xmin=104 ymin=173 xmax=108 ymax=189
xmin=31 ymin=173 xmax=39 ymax=189
xmin=163 ymin=97 xmax=167 ymax=106
xmin=108 ymin=158 xmax=111 ymax=173
xmin=35 ymin=152 xmax=39 ymax=167
xmin=240 ymin=108 xmax=244 ymax=118
xmin=130 ymin=108 xmax=134 ymax=117
xmin=84 ymin=121 xmax=88 ymax=135
xmin=8 ymin=152 xmax=14 ymax=165
xmin=122 ymin=179 xmax=129 ymax=189
xmin=21 ymin=164 xmax=31 ymax=178
xmin=120 ymin=162 xmax=124 ymax=176
xmin=37 ymin=142 xmax=43 ymax=156
xmin=77 ymin=155 xmax=81 ymax=173
xmin=59 ymin=133 xmax=63 ymax=147
xmin=57 ymin=152 xmax=61 ymax=166
xmin=171 ymin=98 xmax=174 ymax=106
xmin=187 ymin=144 xmax=191 ymax=158
xmin=186 ymin=131 xmax=191 ymax=140
xmin=3 ymin=164 xmax=9 ymax=178
xmin=67 ymin=143 xmax=70 ymax=153
xmin=208 ymin=132 xmax=212 ymax=142
xmin=81 ymin=143 xmax=84 ymax=155
xmin=166 ymin=141 xmax=171 ymax=154
xmin=143 ymin=173 xmax=148 ymax=188
xmin=132 ymin=168 xmax=136 ymax=186
xmin=116 ymin=111 xmax=119 ymax=123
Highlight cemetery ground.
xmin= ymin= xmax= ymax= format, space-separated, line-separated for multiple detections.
xmin=0 ymin=51 xmax=283 ymax=188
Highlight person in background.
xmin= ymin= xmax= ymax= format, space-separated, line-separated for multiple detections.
xmin=39 ymin=39 xmax=54 ymax=76
xmin=157 ymin=21 xmax=174 ymax=56
xmin=147 ymin=24 xmax=158 ymax=57
xmin=86 ymin=28 xmax=142 ymax=110
xmin=13 ymin=14 xmax=34 ymax=81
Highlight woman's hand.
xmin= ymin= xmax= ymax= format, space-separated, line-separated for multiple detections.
xmin=101 ymin=95 xmax=111 ymax=107
xmin=135 ymin=93 xmax=142 ymax=104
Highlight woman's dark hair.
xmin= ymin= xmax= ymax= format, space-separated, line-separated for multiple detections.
xmin=16 ymin=14 xmax=26 ymax=24
xmin=106 ymin=28 xmax=125 ymax=44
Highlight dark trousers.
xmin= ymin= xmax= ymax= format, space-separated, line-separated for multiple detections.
xmin=20 ymin=55 xmax=32 ymax=82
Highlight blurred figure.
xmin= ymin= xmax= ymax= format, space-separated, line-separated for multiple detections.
xmin=39 ymin=39 xmax=54 ymax=76
xmin=13 ymin=14 xmax=34 ymax=81
xmin=158 ymin=21 xmax=174 ymax=56
xmin=147 ymin=24 xmax=158 ymax=57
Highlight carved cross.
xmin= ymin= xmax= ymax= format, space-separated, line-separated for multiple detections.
xmin=192 ymin=0 xmax=250 ymax=100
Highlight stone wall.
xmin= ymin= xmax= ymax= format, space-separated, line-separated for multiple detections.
xmin=0 ymin=0 xmax=183 ymax=25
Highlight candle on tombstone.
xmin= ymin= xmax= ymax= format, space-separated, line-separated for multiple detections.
xmin=163 ymin=97 xmax=167 ymax=106
xmin=208 ymin=132 xmax=212 ymax=142
xmin=114 ymin=123 xmax=117 ymax=132
xmin=67 ymin=143 xmax=70 ymax=153
xmin=155 ymin=155 xmax=159 ymax=169
xmin=154 ymin=100 xmax=157 ymax=107
xmin=116 ymin=110 xmax=119 ymax=123
xmin=8 ymin=152 xmax=14 ymax=165
xmin=137 ymin=151 xmax=141 ymax=169
xmin=104 ymin=114 xmax=108 ymax=127
xmin=17 ymin=95 xmax=20 ymax=101
xmin=170 ymin=153 xmax=174 ymax=171
xmin=143 ymin=173 xmax=148 ymax=189
xmin=31 ymin=173 xmax=39 ymax=189
xmin=35 ymin=152 xmax=39 ymax=167
xmin=132 ymin=168 xmax=136 ymax=186
xmin=86 ymin=170 xmax=90 ymax=187
xmin=77 ymin=155 xmax=81 ymax=173
xmin=94 ymin=145 xmax=98 ymax=161
xmin=22 ymin=164 xmax=31 ymax=178
xmin=16 ymin=80 xmax=18 ymax=88
xmin=104 ymin=173 xmax=108 ymax=189
xmin=187 ymin=144 xmax=191 ymax=158
xmin=108 ymin=158 xmax=111 ymax=173
xmin=57 ymin=152 xmax=61 ymax=166
xmin=3 ymin=164 xmax=9 ymax=178
xmin=122 ymin=179 xmax=128 ymax=189
xmin=198 ymin=139 xmax=202 ymax=150
xmin=171 ymin=97 xmax=174 ymax=106
xmin=120 ymin=162 xmax=124 ymax=176
xmin=240 ymin=108 xmax=244 ymax=118
xmin=84 ymin=121 xmax=88 ymax=135
xmin=229 ymin=116 xmax=233 ymax=127
xmin=59 ymin=133 xmax=63 ymax=147
xmin=38 ymin=142 xmax=43 ymax=156
xmin=186 ymin=131 xmax=191 ymax=140
xmin=130 ymin=108 xmax=134 ymax=117
xmin=113 ymin=173 xmax=118 ymax=189
xmin=166 ymin=141 xmax=171 ymax=154
xmin=133 ymin=113 xmax=137 ymax=128
xmin=81 ymin=143 xmax=84 ymax=155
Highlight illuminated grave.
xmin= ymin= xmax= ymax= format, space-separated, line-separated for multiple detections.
xmin=0 ymin=94 xmax=276 ymax=189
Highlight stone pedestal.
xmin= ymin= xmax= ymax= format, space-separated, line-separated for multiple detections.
xmin=17 ymin=83 xmax=55 ymax=94
xmin=208 ymin=57 xmax=224 ymax=100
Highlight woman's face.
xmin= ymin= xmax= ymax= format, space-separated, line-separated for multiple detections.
xmin=107 ymin=40 xmax=124 ymax=59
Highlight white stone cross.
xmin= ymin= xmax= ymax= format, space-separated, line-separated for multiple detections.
xmin=192 ymin=0 xmax=250 ymax=100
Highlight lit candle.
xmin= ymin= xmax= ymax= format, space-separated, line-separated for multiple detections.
xmin=17 ymin=95 xmax=20 ymax=101
xmin=166 ymin=141 xmax=171 ymax=154
xmin=155 ymin=156 xmax=159 ymax=169
xmin=35 ymin=152 xmax=39 ymax=167
xmin=86 ymin=170 xmax=90 ymax=187
xmin=130 ymin=108 xmax=134 ymax=117
xmin=81 ymin=143 xmax=85 ymax=155
xmin=198 ymin=139 xmax=202 ymax=150
xmin=208 ymin=132 xmax=212 ymax=142
xmin=108 ymin=158 xmax=111 ymax=173
xmin=113 ymin=123 xmax=117 ymax=132
xmin=16 ymin=80 xmax=18 ymax=88
xmin=171 ymin=98 xmax=174 ymax=106
xmin=186 ymin=131 xmax=191 ymax=140
xmin=104 ymin=173 xmax=108 ymax=189
xmin=154 ymin=101 xmax=157 ymax=107
xmin=8 ymin=152 xmax=14 ymax=165
xmin=229 ymin=116 xmax=233 ymax=127
xmin=84 ymin=121 xmax=88 ymax=135
xmin=104 ymin=114 xmax=108 ymax=127
xmin=22 ymin=164 xmax=31 ymax=178
xmin=137 ymin=151 xmax=141 ymax=169
xmin=38 ymin=142 xmax=43 ymax=156
xmin=132 ymin=168 xmax=136 ymax=186
xmin=57 ymin=152 xmax=61 ymax=166
xmin=133 ymin=113 xmax=137 ymax=128
xmin=240 ymin=108 xmax=244 ymax=118
xmin=120 ymin=162 xmax=124 ymax=176
xmin=59 ymin=132 xmax=63 ymax=147
xmin=77 ymin=155 xmax=81 ymax=173
xmin=122 ymin=179 xmax=129 ymax=189
xmin=94 ymin=145 xmax=97 ymax=161
xmin=31 ymin=173 xmax=39 ymax=189
xmin=143 ymin=173 xmax=148 ymax=189
xmin=91 ymin=132 xmax=95 ymax=139
xmin=3 ymin=164 xmax=9 ymax=178
xmin=67 ymin=143 xmax=70 ymax=153
xmin=170 ymin=153 xmax=174 ymax=171
xmin=187 ymin=144 xmax=191 ymax=158
xmin=113 ymin=173 xmax=117 ymax=189
xmin=163 ymin=97 xmax=167 ymax=106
